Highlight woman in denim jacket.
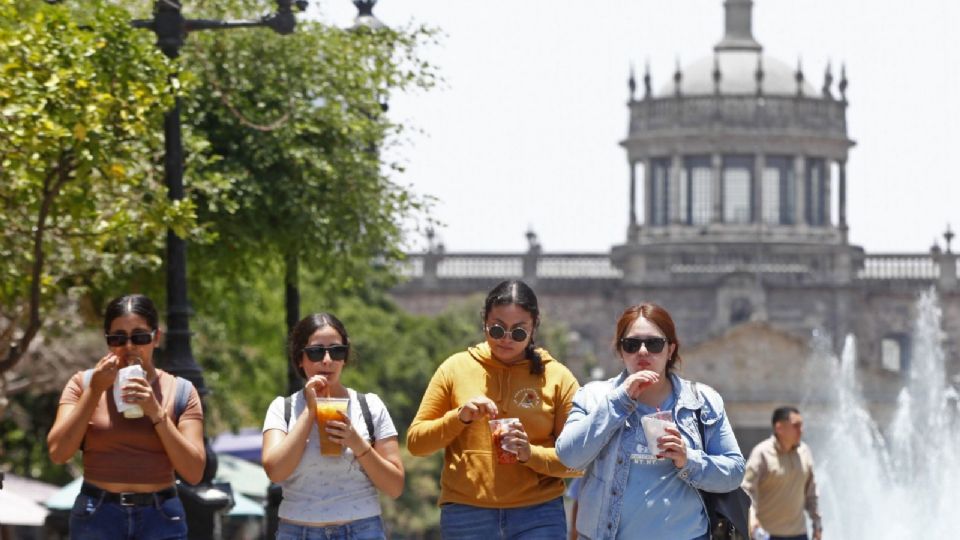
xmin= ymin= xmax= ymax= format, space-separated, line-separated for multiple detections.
xmin=556 ymin=303 xmax=745 ymax=540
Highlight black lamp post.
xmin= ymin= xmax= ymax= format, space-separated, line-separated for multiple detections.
xmin=128 ymin=2 xmax=306 ymax=538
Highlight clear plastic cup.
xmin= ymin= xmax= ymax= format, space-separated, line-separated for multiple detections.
xmin=315 ymin=397 xmax=349 ymax=456
xmin=489 ymin=418 xmax=521 ymax=464
xmin=114 ymin=364 xmax=145 ymax=419
xmin=640 ymin=410 xmax=676 ymax=452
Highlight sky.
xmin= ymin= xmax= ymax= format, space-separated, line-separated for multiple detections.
xmin=310 ymin=0 xmax=960 ymax=254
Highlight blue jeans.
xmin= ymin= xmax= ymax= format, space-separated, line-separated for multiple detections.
xmin=69 ymin=492 xmax=187 ymax=540
xmin=771 ymin=536 xmax=808 ymax=540
xmin=440 ymin=497 xmax=566 ymax=539
xmin=276 ymin=516 xmax=386 ymax=540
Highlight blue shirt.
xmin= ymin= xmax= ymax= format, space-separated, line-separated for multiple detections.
xmin=617 ymin=392 xmax=708 ymax=540
xmin=555 ymin=372 xmax=745 ymax=540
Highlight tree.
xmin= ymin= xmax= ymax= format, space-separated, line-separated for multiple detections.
xmin=0 ymin=0 xmax=200 ymax=411
xmin=182 ymin=4 xmax=437 ymax=294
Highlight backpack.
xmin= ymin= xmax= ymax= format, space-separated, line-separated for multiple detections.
xmin=81 ymin=369 xmax=194 ymax=424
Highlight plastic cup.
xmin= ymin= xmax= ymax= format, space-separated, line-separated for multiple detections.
xmin=640 ymin=410 xmax=676 ymax=452
xmin=315 ymin=397 xmax=349 ymax=456
xmin=115 ymin=364 xmax=145 ymax=419
xmin=489 ymin=418 xmax=521 ymax=464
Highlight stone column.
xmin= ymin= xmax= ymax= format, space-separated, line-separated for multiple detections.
xmin=838 ymin=159 xmax=848 ymax=236
xmin=794 ymin=155 xmax=806 ymax=226
xmin=938 ymin=252 xmax=958 ymax=291
xmin=670 ymin=153 xmax=683 ymax=224
xmin=754 ymin=153 xmax=765 ymax=224
xmin=823 ymin=159 xmax=832 ymax=226
xmin=712 ymin=153 xmax=723 ymax=223
xmin=644 ymin=157 xmax=654 ymax=226
xmin=629 ymin=159 xmax=638 ymax=229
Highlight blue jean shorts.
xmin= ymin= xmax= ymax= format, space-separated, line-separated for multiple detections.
xmin=276 ymin=515 xmax=386 ymax=540
xmin=69 ymin=489 xmax=187 ymax=540
xmin=440 ymin=497 xmax=567 ymax=540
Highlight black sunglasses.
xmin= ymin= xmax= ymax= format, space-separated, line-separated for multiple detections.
xmin=486 ymin=324 xmax=529 ymax=342
xmin=620 ymin=336 xmax=668 ymax=354
xmin=303 ymin=345 xmax=349 ymax=362
xmin=105 ymin=330 xmax=156 ymax=347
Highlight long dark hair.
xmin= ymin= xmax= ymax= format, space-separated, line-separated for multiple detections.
xmin=288 ymin=313 xmax=351 ymax=379
xmin=103 ymin=294 xmax=159 ymax=332
xmin=482 ymin=280 xmax=543 ymax=375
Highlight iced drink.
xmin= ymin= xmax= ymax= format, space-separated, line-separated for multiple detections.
xmin=640 ymin=410 xmax=676 ymax=453
xmin=489 ymin=418 xmax=521 ymax=464
xmin=315 ymin=397 xmax=349 ymax=456
xmin=115 ymin=363 xmax=145 ymax=419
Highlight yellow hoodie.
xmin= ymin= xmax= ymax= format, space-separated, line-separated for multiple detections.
xmin=407 ymin=342 xmax=581 ymax=508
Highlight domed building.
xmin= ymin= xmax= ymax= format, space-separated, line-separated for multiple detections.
xmin=392 ymin=0 xmax=960 ymax=448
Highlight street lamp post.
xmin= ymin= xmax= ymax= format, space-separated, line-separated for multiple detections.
xmin=129 ymin=1 xmax=306 ymax=538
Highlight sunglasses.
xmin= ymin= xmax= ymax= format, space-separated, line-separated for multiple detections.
xmin=620 ymin=336 xmax=668 ymax=354
xmin=486 ymin=324 xmax=529 ymax=342
xmin=303 ymin=345 xmax=349 ymax=362
xmin=105 ymin=330 xmax=156 ymax=347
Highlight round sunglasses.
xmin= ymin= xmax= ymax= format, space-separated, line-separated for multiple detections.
xmin=105 ymin=330 xmax=156 ymax=347
xmin=619 ymin=336 xmax=668 ymax=354
xmin=302 ymin=345 xmax=349 ymax=362
xmin=486 ymin=324 xmax=529 ymax=342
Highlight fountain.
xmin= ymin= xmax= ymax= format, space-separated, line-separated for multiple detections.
xmin=806 ymin=289 xmax=960 ymax=538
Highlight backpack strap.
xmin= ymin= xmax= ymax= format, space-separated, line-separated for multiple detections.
xmin=82 ymin=368 xmax=94 ymax=389
xmin=171 ymin=376 xmax=193 ymax=423
xmin=283 ymin=395 xmax=292 ymax=427
xmin=357 ymin=392 xmax=376 ymax=445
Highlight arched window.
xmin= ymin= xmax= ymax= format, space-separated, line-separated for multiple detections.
xmin=805 ymin=158 xmax=827 ymax=225
xmin=683 ymin=156 xmax=712 ymax=225
xmin=723 ymin=155 xmax=754 ymax=223
xmin=762 ymin=156 xmax=795 ymax=225
xmin=650 ymin=158 xmax=671 ymax=226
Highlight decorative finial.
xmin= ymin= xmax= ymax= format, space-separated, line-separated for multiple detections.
xmin=839 ymin=63 xmax=848 ymax=102
xmin=822 ymin=62 xmax=834 ymax=99
xmin=713 ymin=55 xmax=722 ymax=95
xmin=715 ymin=0 xmax=762 ymax=52
xmin=931 ymin=239 xmax=943 ymax=255
xmin=754 ymin=55 xmax=764 ymax=96
xmin=673 ymin=58 xmax=682 ymax=97
xmin=425 ymin=226 xmax=436 ymax=250
xmin=525 ymin=228 xmax=541 ymax=252
xmin=643 ymin=60 xmax=652 ymax=99
xmin=628 ymin=63 xmax=637 ymax=101
xmin=795 ymin=58 xmax=805 ymax=97
xmin=945 ymin=224 xmax=955 ymax=254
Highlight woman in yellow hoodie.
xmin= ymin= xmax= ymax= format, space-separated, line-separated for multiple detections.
xmin=408 ymin=280 xmax=581 ymax=539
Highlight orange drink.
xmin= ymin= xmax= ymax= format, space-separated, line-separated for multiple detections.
xmin=315 ymin=397 xmax=349 ymax=456
xmin=489 ymin=418 xmax=521 ymax=464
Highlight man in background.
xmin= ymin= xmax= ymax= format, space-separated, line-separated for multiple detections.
xmin=742 ymin=406 xmax=822 ymax=540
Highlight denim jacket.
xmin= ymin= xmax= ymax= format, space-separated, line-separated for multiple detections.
xmin=556 ymin=372 xmax=745 ymax=540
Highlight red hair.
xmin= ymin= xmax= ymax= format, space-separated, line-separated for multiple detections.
xmin=613 ymin=303 xmax=682 ymax=373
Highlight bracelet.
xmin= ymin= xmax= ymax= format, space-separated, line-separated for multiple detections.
xmin=355 ymin=445 xmax=373 ymax=459
xmin=151 ymin=412 xmax=166 ymax=426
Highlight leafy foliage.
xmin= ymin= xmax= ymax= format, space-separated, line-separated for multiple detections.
xmin=0 ymin=0 xmax=204 ymax=385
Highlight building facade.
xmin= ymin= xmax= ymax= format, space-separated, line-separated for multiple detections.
xmin=390 ymin=0 xmax=960 ymax=448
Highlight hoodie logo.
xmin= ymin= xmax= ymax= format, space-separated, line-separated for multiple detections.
xmin=513 ymin=388 xmax=541 ymax=409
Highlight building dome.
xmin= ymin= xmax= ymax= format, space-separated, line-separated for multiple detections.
xmin=658 ymin=51 xmax=817 ymax=97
